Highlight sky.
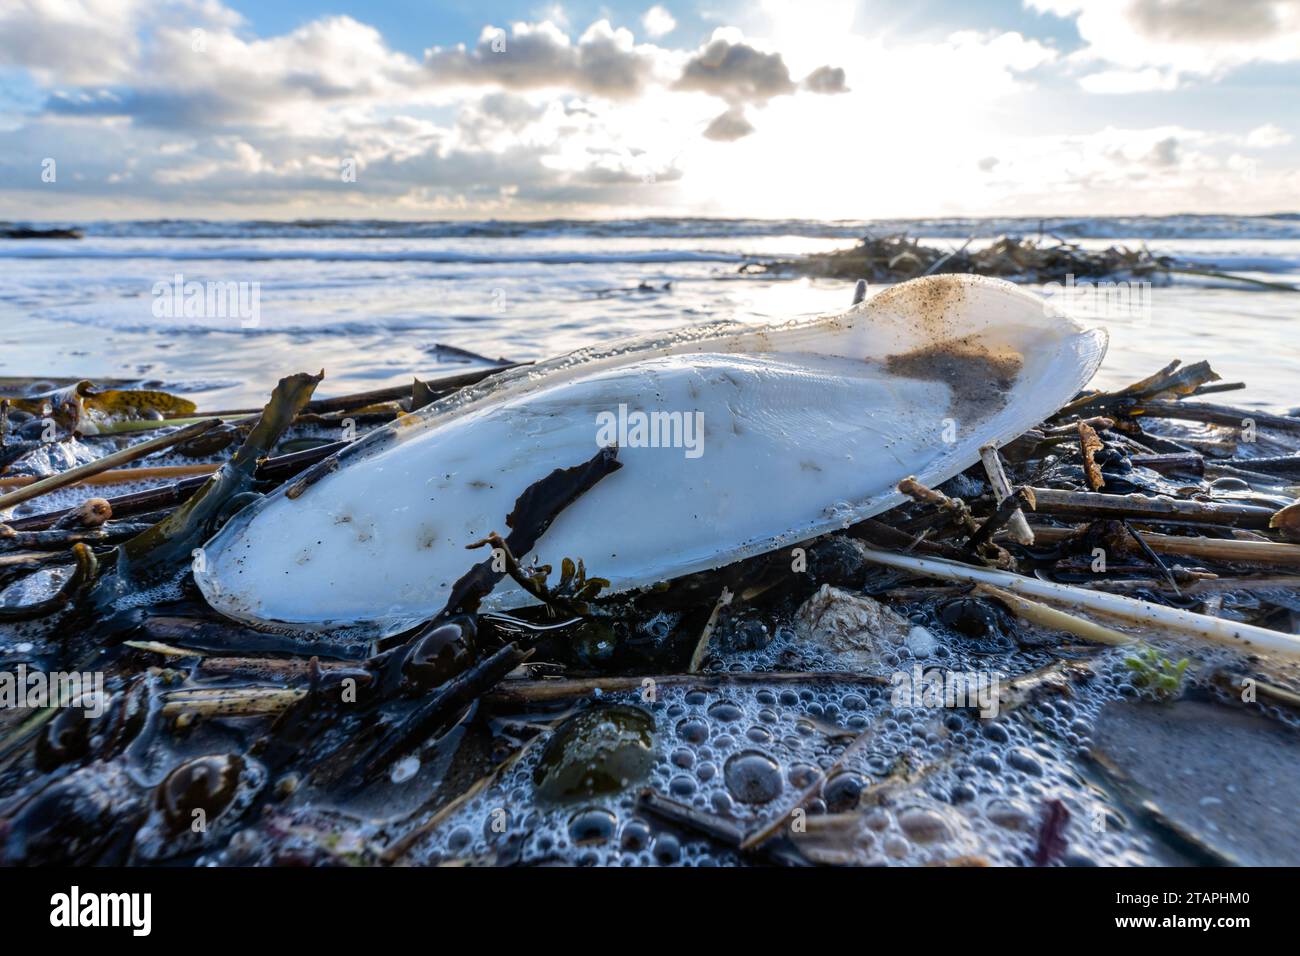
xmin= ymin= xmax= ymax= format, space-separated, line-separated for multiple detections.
xmin=0 ymin=0 xmax=1297 ymax=220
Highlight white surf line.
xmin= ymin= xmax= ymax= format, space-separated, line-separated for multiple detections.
xmin=856 ymin=546 xmax=1300 ymax=661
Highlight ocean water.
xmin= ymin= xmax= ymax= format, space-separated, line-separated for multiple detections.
xmin=1 ymin=215 xmax=1297 ymax=411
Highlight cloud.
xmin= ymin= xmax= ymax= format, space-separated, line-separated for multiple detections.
xmin=1027 ymin=0 xmax=1300 ymax=87
xmin=0 ymin=0 xmax=240 ymax=86
xmin=453 ymin=92 xmax=550 ymax=147
xmin=1078 ymin=67 xmax=1179 ymax=94
xmin=471 ymin=92 xmax=549 ymax=128
xmin=674 ymin=32 xmax=796 ymax=104
xmin=668 ymin=30 xmax=850 ymax=137
xmin=642 ymin=5 xmax=677 ymax=39
xmin=1 ymin=4 xmax=861 ymax=217
xmin=1245 ymin=123 xmax=1293 ymax=148
xmin=2 ymin=0 xmax=1295 ymax=218
xmin=802 ymin=65 xmax=849 ymax=94
xmin=39 ymin=16 xmax=422 ymax=130
xmin=951 ymin=30 xmax=1057 ymax=73
xmin=1147 ymin=135 xmax=1180 ymax=166
xmin=1126 ymin=0 xmax=1291 ymax=43
xmin=703 ymin=107 xmax=755 ymax=141
xmin=423 ymin=20 xmax=661 ymax=99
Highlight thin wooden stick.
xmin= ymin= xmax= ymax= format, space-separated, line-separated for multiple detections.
xmin=740 ymin=721 xmax=877 ymax=852
xmin=0 ymin=463 xmax=219 ymax=490
xmin=1273 ymin=501 xmax=1300 ymax=541
xmin=1092 ymin=575 xmax=1300 ymax=593
xmin=1165 ymin=266 xmax=1299 ymax=292
xmin=979 ymin=444 xmax=1033 ymax=544
xmin=848 ymin=518 xmax=970 ymax=561
xmin=381 ymin=731 xmax=546 ymax=865
xmin=1127 ymin=400 xmax=1300 ymax=436
xmin=6 ymin=440 xmax=347 ymax=531
xmin=1022 ymin=524 xmax=1300 ymax=568
xmin=1122 ymin=520 xmax=1181 ymax=593
xmin=855 ymin=546 xmax=1300 ymax=660
xmin=487 ymin=670 xmax=889 ymax=706
xmin=1129 ymin=453 xmax=1205 ymax=477
xmin=1043 ymin=416 xmax=1114 ymax=436
xmin=1076 ymin=421 xmax=1106 ymax=491
xmin=1027 ymin=486 xmax=1277 ymax=529
xmin=897 ymin=476 xmax=979 ymax=535
xmin=191 ymin=362 xmax=524 ymax=418
xmin=0 ymin=418 xmax=220 ymax=510
xmin=688 ymin=587 xmax=732 ymax=673
xmin=1209 ymin=671 xmax=1300 ymax=710
xmin=976 ymin=584 xmax=1135 ymax=646
xmin=1223 ymin=456 xmax=1300 ymax=478
xmin=161 ymin=686 xmax=308 ymax=717
xmin=968 ymin=487 xmax=1035 ymax=551
xmin=89 ymin=414 xmax=253 ymax=435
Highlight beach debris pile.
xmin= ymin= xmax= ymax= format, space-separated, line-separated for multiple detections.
xmin=0 ymin=225 xmax=83 ymax=240
xmin=1 ymin=306 xmax=1299 ymax=866
xmin=746 ymin=233 xmax=1300 ymax=291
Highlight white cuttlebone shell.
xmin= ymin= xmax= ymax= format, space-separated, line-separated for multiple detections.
xmin=195 ymin=274 xmax=1107 ymax=636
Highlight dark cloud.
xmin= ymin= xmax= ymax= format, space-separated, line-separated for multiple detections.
xmin=36 ymin=17 xmax=419 ymax=132
xmin=460 ymin=92 xmax=547 ymax=132
xmin=575 ymin=162 xmax=683 ymax=186
xmin=675 ymin=37 xmax=847 ymax=142
xmin=45 ymin=88 xmax=267 ymax=129
xmin=1128 ymin=0 xmax=1289 ymax=42
xmin=0 ymin=113 xmax=685 ymax=214
xmin=363 ymin=140 xmax=682 ymax=207
xmin=802 ymin=65 xmax=849 ymax=94
xmin=703 ymin=107 xmax=755 ymax=141
xmin=674 ymin=37 xmax=796 ymax=104
xmin=1147 ymin=135 xmax=1180 ymax=166
xmin=424 ymin=21 xmax=655 ymax=98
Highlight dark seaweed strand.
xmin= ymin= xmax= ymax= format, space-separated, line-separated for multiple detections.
xmin=442 ymin=444 xmax=622 ymax=617
xmin=336 ymin=643 xmax=530 ymax=793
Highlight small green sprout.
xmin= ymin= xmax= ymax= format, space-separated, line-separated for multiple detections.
xmin=1123 ymin=646 xmax=1190 ymax=701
